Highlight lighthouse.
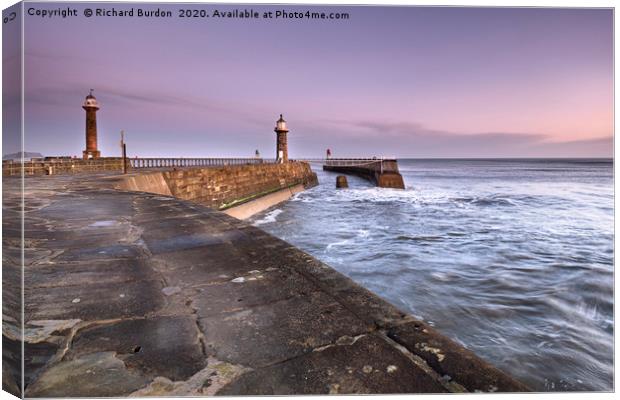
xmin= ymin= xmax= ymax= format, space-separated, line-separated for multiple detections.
xmin=274 ymin=114 xmax=289 ymax=163
xmin=82 ymin=89 xmax=101 ymax=159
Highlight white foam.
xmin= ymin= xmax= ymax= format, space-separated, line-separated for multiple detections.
xmin=357 ymin=229 xmax=370 ymax=238
xmin=252 ymin=209 xmax=283 ymax=226
xmin=430 ymin=272 xmax=451 ymax=282
xmin=323 ymin=186 xmax=455 ymax=206
xmin=326 ymin=238 xmax=352 ymax=251
xmin=89 ymin=220 xmax=117 ymax=227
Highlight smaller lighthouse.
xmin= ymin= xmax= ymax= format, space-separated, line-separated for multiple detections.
xmin=274 ymin=114 xmax=289 ymax=163
xmin=82 ymin=89 xmax=101 ymax=159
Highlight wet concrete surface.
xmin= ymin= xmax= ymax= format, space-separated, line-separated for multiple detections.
xmin=3 ymin=173 xmax=529 ymax=396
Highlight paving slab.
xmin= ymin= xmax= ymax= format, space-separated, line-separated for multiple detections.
xmin=218 ymin=333 xmax=449 ymax=395
xmin=24 ymin=352 xmax=150 ymax=397
xmin=68 ymin=316 xmax=206 ymax=381
xmin=25 ymin=279 xmax=165 ymax=321
xmin=191 ymin=267 xmax=319 ymax=316
xmin=199 ymin=291 xmax=373 ymax=368
xmin=25 ymin=259 xmax=154 ymax=289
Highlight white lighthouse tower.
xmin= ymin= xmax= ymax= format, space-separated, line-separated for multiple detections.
xmin=274 ymin=114 xmax=289 ymax=163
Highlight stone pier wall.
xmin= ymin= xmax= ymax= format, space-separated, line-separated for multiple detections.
xmin=117 ymin=162 xmax=318 ymax=211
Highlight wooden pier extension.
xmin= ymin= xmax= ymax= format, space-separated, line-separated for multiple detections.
xmin=322 ymin=158 xmax=405 ymax=189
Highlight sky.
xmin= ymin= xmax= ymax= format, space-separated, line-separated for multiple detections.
xmin=6 ymin=3 xmax=614 ymax=158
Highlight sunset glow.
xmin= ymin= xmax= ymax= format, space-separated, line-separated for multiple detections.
xmin=15 ymin=4 xmax=613 ymax=158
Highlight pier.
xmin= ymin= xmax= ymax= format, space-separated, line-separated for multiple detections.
xmin=3 ymin=171 xmax=527 ymax=396
xmin=2 ymin=103 xmax=527 ymax=395
xmin=305 ymin=158 xmax=405 ymax=189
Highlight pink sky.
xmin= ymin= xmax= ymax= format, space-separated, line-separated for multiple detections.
xmin=5 ymin=4 xmax=613 ymax=158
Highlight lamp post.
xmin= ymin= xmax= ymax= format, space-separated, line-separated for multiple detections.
xmin=120 ymin=130 xmax=127 ymax=174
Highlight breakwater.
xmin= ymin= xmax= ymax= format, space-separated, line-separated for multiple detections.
xmin=2 ymin=158 xmax=318 ymax=220
xmin=3 ymin=167 xmax=528 ymax=396
xmin=322 ymin=158 xmax=405 ymax=189
xmin=115 ymin=161 xmax=318 ymax=217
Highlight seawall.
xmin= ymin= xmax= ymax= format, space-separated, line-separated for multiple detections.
xmin=3 ymin=172 xmax=529 ymax=396
xmin=115 ymin=162 xmax=318 ymax=218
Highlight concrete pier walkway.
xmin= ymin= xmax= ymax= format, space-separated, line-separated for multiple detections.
xmin=3 ymin=173 xmax=527 ymax=396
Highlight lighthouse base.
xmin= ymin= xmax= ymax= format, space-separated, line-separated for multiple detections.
xmin=82 ymin=150 xmax=101 ymax=160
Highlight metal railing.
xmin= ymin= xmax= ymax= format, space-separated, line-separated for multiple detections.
xmin=323 ymin=159 xmax=385 ymax=167
xmin=2 ymin=158 xmax=125 ymax=176
xmin=297 ymin=157 xmax=396 ymax=163
xmin=2 ymin=157 xmax=309 ymax=176
xmin=315 ymin=158 xmax=400 ymax=174
xmin=129 ymin=157 xmax=271 ymax=169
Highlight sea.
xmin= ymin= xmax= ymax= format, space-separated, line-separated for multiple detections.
xmin=248 ymin=159 xmax=614 ymax=392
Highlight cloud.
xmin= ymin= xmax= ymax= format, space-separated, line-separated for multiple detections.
xmin=292 ymin=118 xmax=610 ymax=158
xmin=531 ymin=136 xmax=613 ymax=158
xmin=24 ymin=83 xmax=269 ymax=126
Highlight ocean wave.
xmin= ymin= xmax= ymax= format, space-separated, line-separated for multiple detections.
xmin=314 ymin=186 xmax=547 ymax=209
xmin=452 ymin=195 xmax=519 ymax=207
xmin=326 ymin=238 xmax=352 ymax=250
xmin=325 ymin=230 xmax=370 ymax=251
xmin=395 ymin=235 xmax=444 ymax=243
xmin=252 ymin=208 xmax=283 ymax=226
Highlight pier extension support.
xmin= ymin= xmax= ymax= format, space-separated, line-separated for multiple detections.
xmin=336 ymin=175 xmax=349 ymax=188
xmin=323 ymin=159 xmax=405 ymax=189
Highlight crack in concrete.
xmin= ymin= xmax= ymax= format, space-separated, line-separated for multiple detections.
xmin=128 ymin=356 xmax=251 ymax=396
xmin=24 ymin=319 xmax=82 ymax=344
xmin=376 ymin=331 xmax=467 ymax=393
xmin=312 ymin=333 xmax=367 ymax=352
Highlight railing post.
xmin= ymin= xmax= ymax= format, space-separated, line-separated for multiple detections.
xmin=122 ymin=144 xmax=127 ymax=174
